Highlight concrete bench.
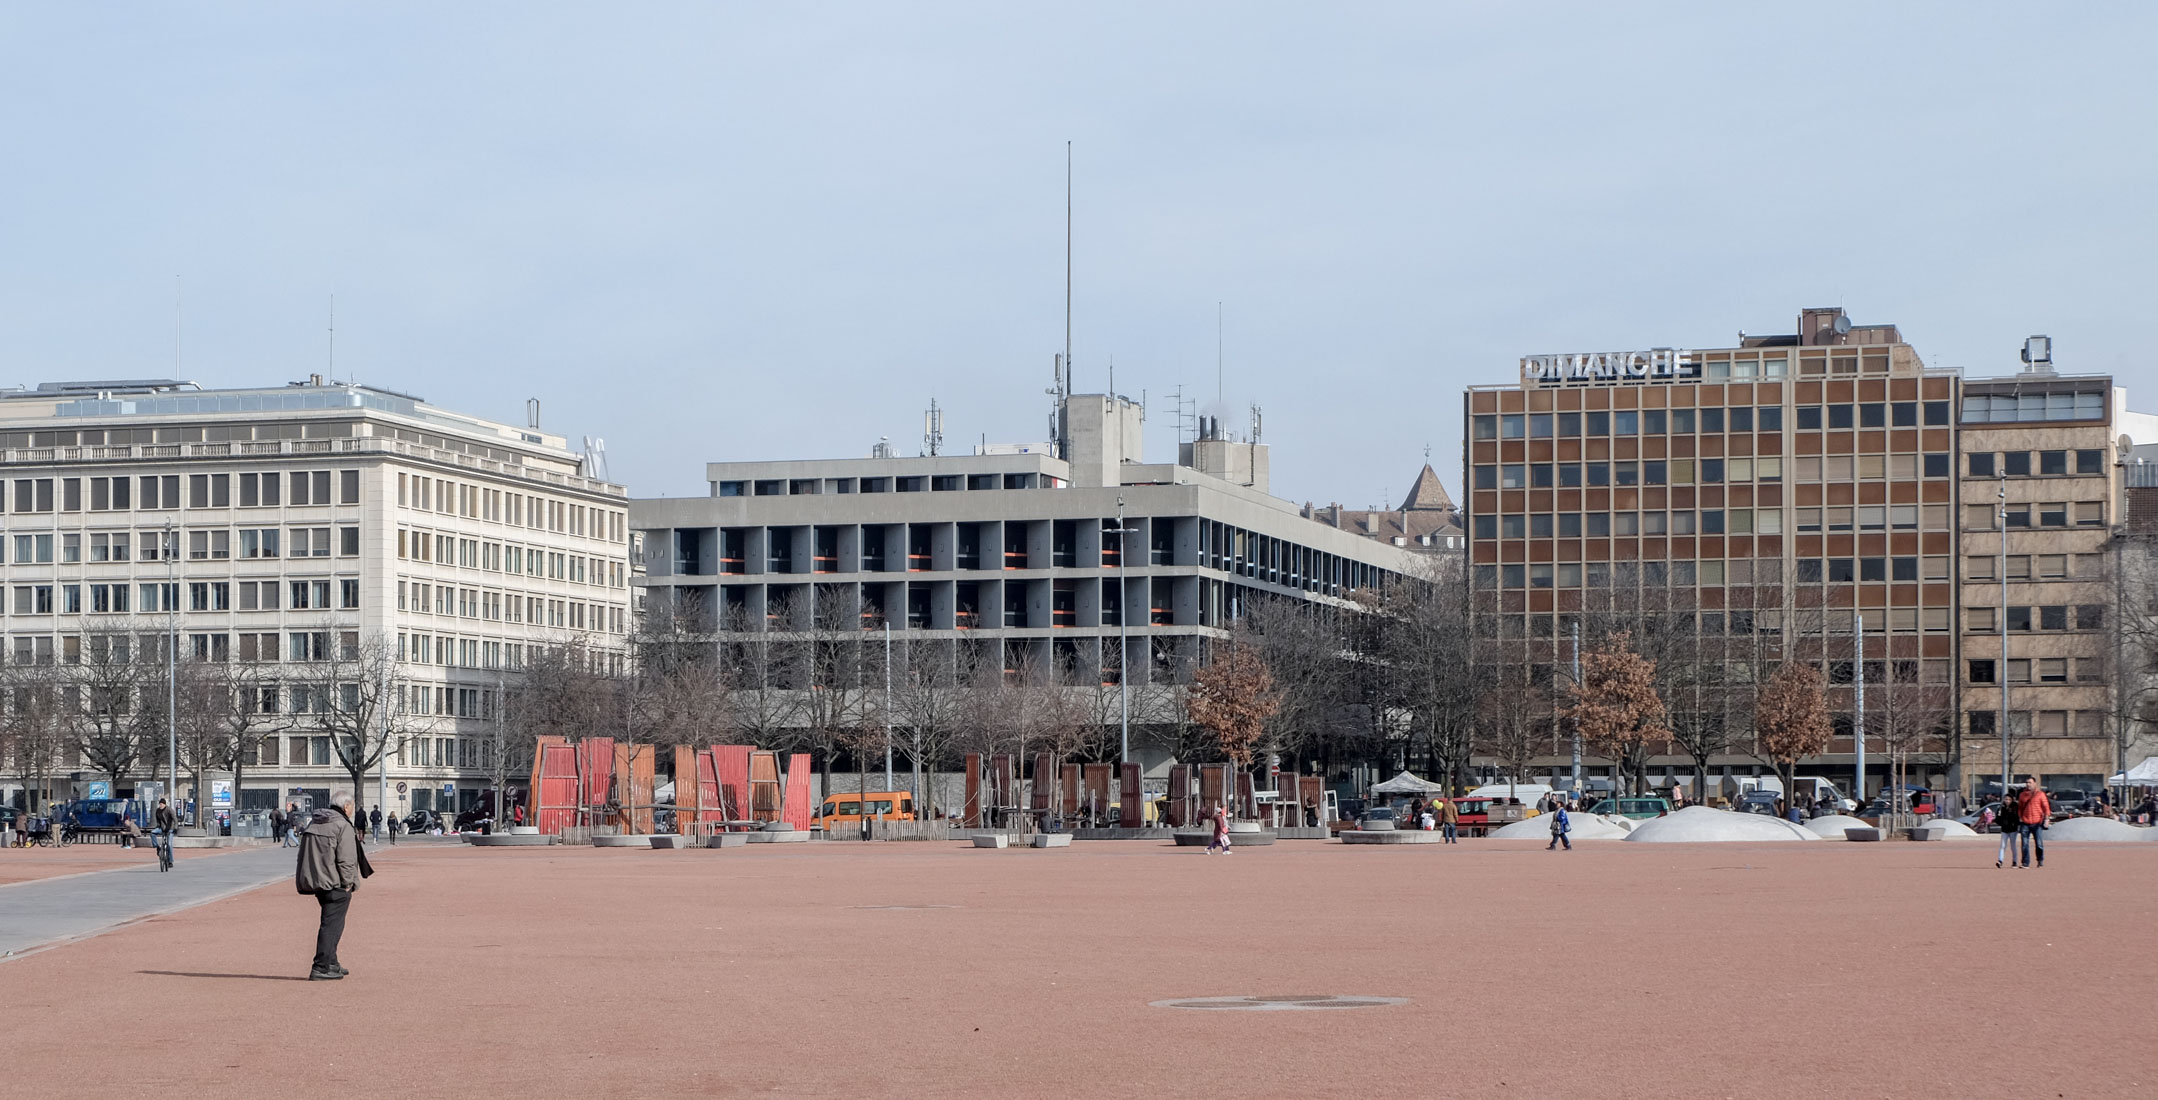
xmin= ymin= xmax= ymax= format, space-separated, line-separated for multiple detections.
xmin=970 ymin=833 xmax=1009 ymax=849
xmin=1029 ymin=833 xmax=1072 ymax=848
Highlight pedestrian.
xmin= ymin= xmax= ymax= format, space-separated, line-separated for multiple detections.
xmin=1419 ymin=806 xmax=1435 ymax=831
xmin=1982 ymin=801 xmax=2009 ymax=868
xmin=513 ymin=803 xmax=525 ymax=827
xmin=387 ymin=812 xmax=400 ymax=845
xmin=368 ymin=805 xmax=382 ymax=840
xmin=2014 ymin=776 xmax=2050 ymax=869
xmin=1547 ymin=801 xmax=1571 ymax=851
xmin=1439 ymin=797 xmax=1459 ymax=843
xmin=295 ymin=793 xmax=371 ymax=980
xmin=153 ymin=797 xmax=178 ymax=872
xmin=1301 ymin=799 xmax=1317 ymax=828
xmin=1205 ymin=802 xmax=1232 ymax=855
xmin=282 ymin=803 xmax=302 ymax=847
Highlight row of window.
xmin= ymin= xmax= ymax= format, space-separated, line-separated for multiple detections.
xmin=7 ymin=578 xmax=361 ymax=616
xmin=6 ymin=470 xmax=360 ymax=514
xmin=1968 ymin=449 xmax=2107 ymax=478
xmin=395 ymin=471 xmax=623 ymax=542
xmin=1965 ymin=605 xmax=2106 ymax=632
xmin=1968 ymin=657 xmax=2105 ymax=684
xmin=396 ymin=529 xmax=625 ymax=587
xmin=1962 ymin=501 xmax=2108 ymax=530
xmin=9 ymin=526 xmax=358 ymax=564
xmin=395 ymin=580 xmax=627 ymax=634
xmin=1476 ymin=453 xmax=1953 ymax=490
xmin=1961 ymin=392 xmax=2107 ymax=424
xmin=394 ymin=633 xmax=623 ymax=673
xmin=717 ymin=472 xmax=1055 ymax=497
xmin=1474 ymin=402 xmax=1954 ymax=441
xmin=1474 ymin=606 xmax=1957 ymax=637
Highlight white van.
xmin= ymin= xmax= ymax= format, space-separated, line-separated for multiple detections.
xmin=1464 ymin=782 xmax=1554 ymax=808
xmin=1719 ymin=775 xmax=1853 ymax=812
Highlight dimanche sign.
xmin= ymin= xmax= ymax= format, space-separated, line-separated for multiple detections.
xmin=1521 ymin=349 xmax=1695 ymax=383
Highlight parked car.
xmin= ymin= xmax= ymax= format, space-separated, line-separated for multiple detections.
xmin=2048 ymin=791 xmax=2094 ymax=818
xmin=1734 ymin=792 xmax=1781 ymax=816
xmin=1586 ymin=796 xmax=1673 ymax=820
xmin=402 ymin=809 xmax=441 ymax=834
xmin=1353 ymin=806 xmax=1399 ymax=831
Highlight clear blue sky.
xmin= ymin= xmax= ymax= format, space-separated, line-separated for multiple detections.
xmin=3 ymin=3 xmax=2151 ymax=507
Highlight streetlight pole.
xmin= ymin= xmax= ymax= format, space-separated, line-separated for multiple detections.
xmin=165 ymin=521 xmax=177 ymax=819
xmin=1999 ymin=477 xmax=2011 ymax=801
xmin=1569 ymin=619 xmax=1582 ymax=795
xmin=1854 ymin=614 xmax=1865 ymax=809
xmin=883 ymin=618 xmax=893 ymax=791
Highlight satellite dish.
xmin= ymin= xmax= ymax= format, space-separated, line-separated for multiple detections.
xmin=1832 ymin=314 xmax=1852 ymax=336
xmin=2119 ymin=434 xmax=2135 ymax=458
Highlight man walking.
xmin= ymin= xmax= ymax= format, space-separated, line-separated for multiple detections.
xmin=2013 ymin=776 xmax=2050 ymax=869
xmin=368 ymin=805 xmax=382 ymax=840
xmin=295 ymin=793 xmax=367 ymax=980
xmin=282 ymin=803 xmax=302 ymax=847
xmin=1546 ymin=801 xmax=1571 ymax=851
xmin=1439 ymin=797 xmax=1459 ymax=844
xmin=152 ymin=797 xmax=178 ymax=872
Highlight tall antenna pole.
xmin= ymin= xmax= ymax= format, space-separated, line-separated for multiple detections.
xmin=1065 ymin=141 xmax=1073 ymax=402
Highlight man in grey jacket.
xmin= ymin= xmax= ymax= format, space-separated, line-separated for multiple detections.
xmin=295 ymin=793 xmax=362 ymax=980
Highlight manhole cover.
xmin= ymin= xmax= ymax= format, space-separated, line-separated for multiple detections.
xmin=847 ymin=904 xmax=958 ymax=910
xmin=1151 ymin=995 xmax=1406 ymax=1011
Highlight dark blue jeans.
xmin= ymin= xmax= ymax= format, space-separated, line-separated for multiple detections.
xmin=2018 ymin=823 xmax=2045 ymax=866
xmin=1441 ymin=822 xmax=1458 ymax=843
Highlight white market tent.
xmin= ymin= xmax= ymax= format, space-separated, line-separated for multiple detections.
xmin=1370 ymin=771 xmax=1447 ymax=797
xmin=2108 ymin=758 xmax=2158 ymax=785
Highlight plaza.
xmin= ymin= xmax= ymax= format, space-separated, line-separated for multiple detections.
xmin=1 ymin=836 xmax=2150 ymax=1098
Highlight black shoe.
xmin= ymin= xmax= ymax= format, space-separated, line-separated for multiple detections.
xmin=308 ymin=968 xmax=344 ymax=981
xmin=332 ymin=965 xmax=349 ymax=976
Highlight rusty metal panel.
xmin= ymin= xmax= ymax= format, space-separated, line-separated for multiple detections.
xmin=781 ymin=753 xmax=812 ymax=829
xmin=1119 ymin=764 xmax=1142 ymax=828
xmin=963 ymin=753 xmax=982 ymax=827
xmin=713 ymin=745 xmax=752 ymax=823
xmin=532 ymin=737 xmax=580 ymax=835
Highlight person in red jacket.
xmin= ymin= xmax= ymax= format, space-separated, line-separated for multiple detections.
xmin=2014 ymin=776 xmax=2051 ymax=868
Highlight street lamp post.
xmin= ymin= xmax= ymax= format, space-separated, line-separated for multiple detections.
xmin=1999 ymin=478 xmax=2011 ymax=800
xmin=1117 ymin=497 xmax=1131 ymax=766
xmin=165 ymin=521 xmax=177 ymax=820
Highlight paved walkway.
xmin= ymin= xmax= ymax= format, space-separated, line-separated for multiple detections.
xmin=0 ymin=843 xmax=299 ymax=959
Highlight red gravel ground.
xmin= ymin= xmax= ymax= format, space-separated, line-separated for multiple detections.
xmin=0 ymin=842 xmax=210 ymax=885
xmin=3 ymin=836 xmax=2153 ymax=1099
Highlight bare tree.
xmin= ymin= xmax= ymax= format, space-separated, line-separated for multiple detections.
xmin=1368 ymin=563 xmax=1477 ymax=793
xmin=1245 ymin=595 xmax=1364 ymax=780
xmin=504 ymin=639 xmax=625 ymax=824
xmin=893 ymin=637 xmax=977 ymax=816
xmin=70 ymin=626 xmax=160 ymax=786
xmin=3 ymin=663 xmax=69 ymax=812
xmin=283 ymin=629 xmax=429 ymax=824
xmin=1477 ymin=660 xmax=1547 ymax=801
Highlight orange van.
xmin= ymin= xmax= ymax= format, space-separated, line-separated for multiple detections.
xmin=814 ymin=791 xmax=917 ymax=829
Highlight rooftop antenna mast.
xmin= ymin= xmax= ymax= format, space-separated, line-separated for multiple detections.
xmin=328 ymin=295 xmax=336 ymax=381
xmin=1056 ymin=141 xmax=1074 ymax=459
xmin=923 ymin=398 xmax=943 ymax=457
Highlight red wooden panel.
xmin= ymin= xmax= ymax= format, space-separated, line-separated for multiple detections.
xmin=781 ymin=753 xmax=812 ymax=829
xmin=963 ymin=753 xmax=982 ymax=827
xmin=532 ymin=739 xmax=580 ymax=835
xmin=578 ymin=738 xmax=615 ymax=808
xmin=695 ymin=750 xmax=724 ymax=824
xmin=714 ymin=745 xmax=752 ymax=823
xmin=1119 ymin=764 xmax=1142 ymax=828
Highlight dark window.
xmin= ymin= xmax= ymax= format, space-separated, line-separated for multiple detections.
xmin=1828 ymin=404 xmax=1855 ymax=429
xmin=1500 ymin=414 xmax=1524 ymax=438
xmin=1529 ymin=413 xmax=1553 ymax=438
xmin=1924 ymin=401 xmax=1950 ymax=426
xmin=1643 ymin=410 xmax=1666 ymax=434
xmin=1585 ymin=462 xmax=1610 ymax=487
xmin=1530 ymin=464 xmax=1554 ymax=488
xmin=1701 ymin=408 xmax=1725 ymax=433
xmin=1473 ymin=515 xmax=1495 ymax=539
xmin=1797 ymin=559 xmax=1823 ymax=583
xmin=1585 ymin=411 xmax=1609 ymax=436
xmin=2039 ymin=502 xmax=2067 ymax=528
xmin=1474 ymin=466 xmax=1496 ymax=490
xmin=1559 ymin=463 xmax=1583 ymax=488
xmin=1827 ymin=558 xmax=1855 ymax=582
xmin=2039 ymin=450 xmax=2067 ymax=476
xmin=1501 ymin=515 xmax=1525 ymax=538
xmin=1502 ymin=564 xmax=1524 ymax=588
xmin=2004 ymin=504 xmax=2030 ymax=527
xmin=1472 ymin=415 xmax=1497 ymax=440
xmin=1614 ymin=461 xmax=1638 ymax=486
xmin=2003 ymin=451 xmax=2030 ymax=477
xmin=1969 ymin=452 xmax=1995 ymax=477
xmin=1892 ymin=557 xmax=1918 ymax=581
xmin=1529 ymin=514 xmax=1553 ymax=538
xmin=2077 ymin=449 xmax=2103 ymax=475
xmin=1859 ymin=557 xmax=1886 ymax=582
xmin=1558 ymin=412 xmax=1581 ymax=436
xmin=1924 ymin=453 xmax=1949 ymax=478
xmin=1860 ymin=403 xmax=1886 ymax=428
xmin=1584 ymin=513 xmax=1610 ymax=537
xmin=1968 ymin=660 xmax=1995 ymax=684
xmin=1757 ymin=407 xmax=1782 ymax=431
xmin=1614 ymin=411 xmax=1638 ymax=436
xmin=1643 ymin=460 xmax=1667 ymax=485
xmin=1891 ymin=402 xmax=1918 ymax=427
xmin=1671 ymin=409 xmax=1695 ymax=433
xmin=1557 ymin=514 xmax=1581 ymax=537
xmin=2006 ymin=606 xmax=2032 ymax=632
xmin=1700 ymin=459 xmax=1724 ymax=483
xmin=1797 ymin=406 xmax=1822 ymax=430
xmin=2078 ymin=604 xmax=2105 ymax=630
xmin=1728 ymin=407 xmax=1753 ymax=432
xmin=2040 ymin=605 xmax=2068 ymax=631
xmin=1700 ymin=510 xmax=1724 ymax=534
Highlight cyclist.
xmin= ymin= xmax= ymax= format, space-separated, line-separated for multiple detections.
xmin=153 ymin=797 xmax=179 ymax=872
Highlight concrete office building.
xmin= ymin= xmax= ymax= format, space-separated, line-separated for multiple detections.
xmin=1957 ymin=347 xmax=2158 ymax=794
xmin=1465 ymin=308 xmax=2157 ymax=799
xmin=0 ymin=377 xmax=630 ymax=821
xmin=631 ymin=394 xmax=1420 ymax=774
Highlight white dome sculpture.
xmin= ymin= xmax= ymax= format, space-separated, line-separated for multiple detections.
xmin=2043 ymin=817 xmax=2158 ymax=843
xmin=1801 ymin=814 xmax=1873 ymax=839
xmin=1624 ymin=805 xmax=1819 ymax=843
xmin=1490 ymin=813 xmax=1630 ymax=840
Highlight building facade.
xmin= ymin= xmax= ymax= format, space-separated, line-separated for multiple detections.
xmin=0 ymin=378 xmax=630 ymax=821
xmin=1464 ymin=309 xmax=2154 ymax=800
xmin=630 ymin=394 xmax=1420 ymax=775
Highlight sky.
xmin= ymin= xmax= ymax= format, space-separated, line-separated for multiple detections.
xmin=2 ymin=3 xmax=2153 ymax=509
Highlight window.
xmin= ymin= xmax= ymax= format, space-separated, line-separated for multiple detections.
xmin=2005 ymin=659 xmax=2031 ymax=684
xmin=1891 ymin=557 xmax=1918 ymax=581
xmin=1796 ymin=406 xmax=1822 ymax=430
xmin=1530 ymin=464 xmax=1553 ymax=488
xmin=1858 ymin=557 xmax=1885 ymax=581
xmin=1756 ymin=406 xmax=1781 ymax=431
xmin=340 ymin=526 xmax=361 ymax=555
xmin=1828 ymin=404 xmax=1854 ymax=429
xmin=2076 ymin=501 xmax=2105 ymax=526
xmin=1500 ymin=414 xmax=1524 ymax=438
xmin=2039 ymin=450 xmax=2067 ymax=476
xmin=239 ymin=528 xmax=280 ymax=559
xmin=1924 ymin=453 xmax=1949 ymax=478
xmin=1529 ymin=514 xmax=1553 ymax=538
xmin=1859 ymin=403 xmax=1885 ymax=428
xmin=2003 ymin=451 xmax=2031 ymax=477
xmin=1924 ymin=401 xmax=1950 ymax=425
xmin=2039 ymin=658 xmax=2069 ymax=683
xmin=1700 ymin=408 xmax=1724 ymax=433
xmin=2076 ymin=604 xmax=2104 ymax=630
xmin=1968 ymin=660 xmax=1996 ymax=684
xmin=1967 ymin=555 xmax=1996 ymax=581
xmin=1891 ymin=402 xmax=1918 ymax=427
xmin=340 ymin=469 xmax=360 ymax=504
xmin=2038 ymin=502 xmax=2067 ymax=528
xmin=2006 ymin=606 xmax=2033 ymax=632
xmin=2003 ymin=504 xmax=2030 ymax=528
xmin=1500 ymin=465 xmax=1525 ymax=489
xmin=1528 ymin=413 xmax=1552 ymax=438
xmin=1965 ymin=504 xmax=1996 ymax=530
xmin=1585 ymin=411 xmax=1609 ymax=435
xmin=1670 ymin=409 xmax=1694 ymax=433
xmin=1827 ymin=558 xmax=1855 ymax=582
xmin=2077 ymin=449 xmax=2104 ymax=475
xmin=291 ymin=527 xmax=332 ymax=557
xmin=1967 ymin=607 xmax=1996 ymax=632
xmin=1969 ymin=453 xmax=1995 ymax=477
xmin=1558 ymin=513 xmax=1581 ymax=538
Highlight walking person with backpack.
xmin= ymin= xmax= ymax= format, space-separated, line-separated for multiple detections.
xmin=1546 ymin=801 xmax=1571 ymax=851
xmin=295 ymin=793 xmax=372 ymax=980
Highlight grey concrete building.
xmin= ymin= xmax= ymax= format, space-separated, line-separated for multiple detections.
xmin=630 ymin=394 xmax=1420 ymax=772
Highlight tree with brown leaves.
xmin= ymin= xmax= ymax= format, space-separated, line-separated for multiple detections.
xmin=1756 ymin=661 xmax=1832 ymax=812
xmin=1563 ymin=631 xmax=1668 ymax=797
xmin=1186 ymin=627 xmax=1280 ymax=805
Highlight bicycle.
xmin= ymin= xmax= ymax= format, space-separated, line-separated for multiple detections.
xmin=153 ymin=828 xmax=174 ymax=872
